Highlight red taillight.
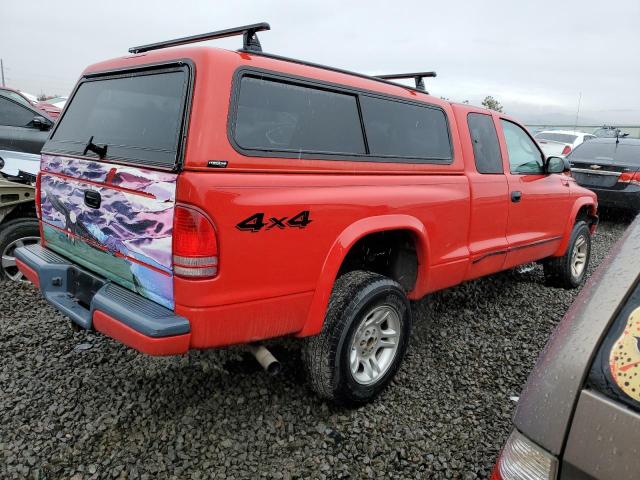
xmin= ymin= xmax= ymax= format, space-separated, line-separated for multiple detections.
xmin=172 ymin=206 xmax=218 ymax=278
xmin=35 ymin=172 xmax=42 ymax=219
xmin=618 ymin=171 xmax=640 ymax=185
xmin=561 ymin=145 xmax=571 ymax=156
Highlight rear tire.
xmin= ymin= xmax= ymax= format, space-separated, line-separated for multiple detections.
xmin=0 ymin=218 xmax=40 ymax=282
xmin=543 ymin=221 xmax=591 ymax=289
xmin=303 ymin=270 xmax=412 ymax=406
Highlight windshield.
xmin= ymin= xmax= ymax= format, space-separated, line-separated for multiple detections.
xmin=45 ymin=67 xmax=189 ymax=169
xmin=535 ymin=132 xmax=577 ymax=144
xmin=569 ymin=142 xmax=640 ymax=164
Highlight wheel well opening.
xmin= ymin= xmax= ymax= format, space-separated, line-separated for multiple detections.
xmin=576 ymin=205 xmax=598 ymax=229
xmin=338 ymin=230 xmax=419 ymax=292
xmin=0 ymin=202 xmax=37 ymax=226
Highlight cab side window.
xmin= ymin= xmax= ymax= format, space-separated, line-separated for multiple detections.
xmin=0 ymin=96 xmax=34 ymax=127
xmin=467 ymin=113 xmax=503 ymax=174
xmin=500 ymin=119 xmax=544 ymax=174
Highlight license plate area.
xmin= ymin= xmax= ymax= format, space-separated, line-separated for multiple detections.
xmin=574 ymin=172 xmax=618 ymax=188
xmin=67 ymin=267 xmax=105 ymax=309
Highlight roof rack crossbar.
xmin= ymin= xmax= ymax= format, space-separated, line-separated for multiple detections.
xmin=128 ymin=22 xmax=270 ymax=54
xmin=375 ymin=71 xmax=437 ymax=91
xmin=241 ymin=50 xmax=436 ymax=96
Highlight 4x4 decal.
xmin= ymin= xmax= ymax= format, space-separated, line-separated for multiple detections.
xmin=236 ymin=210 xmax=311 ymax=232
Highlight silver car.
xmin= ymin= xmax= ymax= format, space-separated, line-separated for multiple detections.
xmin=492 ymin=217 xmax=640 ymax=480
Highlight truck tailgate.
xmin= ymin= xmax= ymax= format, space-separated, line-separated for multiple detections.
xmin=39 ymin=154 xmax=177 ymax=308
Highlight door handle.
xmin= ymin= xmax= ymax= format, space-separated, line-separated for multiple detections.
xmin=511 ymin=191 xmax=522 ymax=203
xmin=84 ymin=190 xmax=102 ymax=209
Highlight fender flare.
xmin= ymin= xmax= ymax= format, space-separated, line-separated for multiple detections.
xmin=296 ymin=214 xmax=430 ymax=337
xmin=554 ymin=196 xmax=597 ymax=256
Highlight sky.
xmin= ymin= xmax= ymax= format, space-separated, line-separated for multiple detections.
xmin=2 ymin=0 xmax=639 ymax=125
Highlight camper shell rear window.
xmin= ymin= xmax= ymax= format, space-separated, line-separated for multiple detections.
xmin=44 ymin=64 xmax=191 ymax=170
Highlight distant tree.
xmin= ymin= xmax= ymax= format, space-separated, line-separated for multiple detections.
xmin=462 ymin=100 xmax=469 ymax=104
xmin=481 ymin=95 xmax=503 ymax=112
xmin=439 ymin=96 xmax=450 ymax=101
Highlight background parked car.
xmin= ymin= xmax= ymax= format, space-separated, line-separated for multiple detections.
xmin=0 ymin=87 xmax=61 ymax=119
xmin=593 ymin=125 xmax=629 ymax=138
xmin=491 ymin=216 xmax=640 ymax=480
xmin=0 ymin=92 xmax=53 ymax=179
xmin=44 ymin=96 xmax=67 ymax=109
xmin=0 ymin=176 xmax=38 ymax=281
xmin=534 ymin=130 xmax=596 ymax=157
xmin=568 ymin=137 xmax=640 ymax=213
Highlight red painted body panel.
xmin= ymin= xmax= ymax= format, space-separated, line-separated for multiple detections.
xmin=39 ymin=45 xmax=598 ymax=351
xmin=93 ymin=311 xmax=190 ymax=356
xmin=16 ymin=259 xmax=39 ymax=288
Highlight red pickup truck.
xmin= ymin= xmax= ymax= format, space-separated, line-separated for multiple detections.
xmin=15 ymin=24 xmax=598 ymax=405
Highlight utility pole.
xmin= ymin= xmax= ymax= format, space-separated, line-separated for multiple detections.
xmin=0 ymin=59 xmax=5 ymax=87
xmin=574 ymin=92 xmax=582 ymax=131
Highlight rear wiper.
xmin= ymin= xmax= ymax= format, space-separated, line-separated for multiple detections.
xmin=83 ymin=135 xmax=108 ymax=159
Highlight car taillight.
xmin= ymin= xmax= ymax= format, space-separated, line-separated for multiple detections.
xmin=618 ymin=171 xmax=640 ymax=185
xmin=172 ymin=205 xmax=218 ymax=278
xmin=561 ymin=145 xmax=572 ymax=156
xmin=490 ymin=430 xmax=558 ymax=480
xmin=35 ymin=172 xmax=42 ymax=219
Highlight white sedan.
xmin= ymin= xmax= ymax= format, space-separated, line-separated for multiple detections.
xmin=0 ymin=150 xmax=40 ymax=177
xmin=534 ymin=130 xmax=596 ymax=158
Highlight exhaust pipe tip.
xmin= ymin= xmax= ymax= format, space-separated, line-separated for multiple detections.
xmin=265 ymin=360 xmax=282 ymax=376
xmin=248 ymin=344 xmax=281 ymax=376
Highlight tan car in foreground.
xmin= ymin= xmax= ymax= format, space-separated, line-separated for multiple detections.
xmin=492 ymin=216 xmax=640 ymax=480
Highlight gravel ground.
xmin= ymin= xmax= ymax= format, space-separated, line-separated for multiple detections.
xmin=0 ymin=214 xmax=633 ymax=480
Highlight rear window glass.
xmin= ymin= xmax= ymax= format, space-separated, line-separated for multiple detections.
xmin=360 ymin=96 xmax=452 ymax=160
xmin=467 ymin=113 xmax=503 ymax=174
xmin=569 ymin=142 xmax=640 ymax=164
xmin=46 ymin=68 xmax=188 ymax=168
xmin=535 ymin=132 xmax=578 ymax=144
xmin=234 ymin=76 xmax=365 ymax=155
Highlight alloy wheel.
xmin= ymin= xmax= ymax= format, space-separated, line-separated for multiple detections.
xmin=1 ymin=237 xmax=39 ymax=281
xmin=349 ymin=304 xmax=401 ymax=385
xmin=570 ymin=235 xmax=588 ymax=279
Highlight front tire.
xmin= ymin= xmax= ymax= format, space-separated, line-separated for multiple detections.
xmin=303 ymin=270 xmax=412 ymax=406
xmin=543 ymin=221 xmax=591 ymax=289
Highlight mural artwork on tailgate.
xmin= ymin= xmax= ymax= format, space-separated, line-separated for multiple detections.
xmin=39 ymin=154 xmax=177 ymax=308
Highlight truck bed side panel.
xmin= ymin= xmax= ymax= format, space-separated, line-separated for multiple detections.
xmin=174 ymin=172 xmax=470 ymax=348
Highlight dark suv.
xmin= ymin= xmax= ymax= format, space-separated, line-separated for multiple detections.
xmin=0 ymin=92 xmax=54 ymax=178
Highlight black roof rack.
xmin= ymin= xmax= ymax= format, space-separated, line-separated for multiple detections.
xmin=128 ymin=22 xmax=270 ymax=54
xmin=243 ymin=50 xmax=437 ymax=96
xmin=128 ymin=23 xmax=438 ymax=96
xmin=374 ymin=72 xmax=437 ymax=91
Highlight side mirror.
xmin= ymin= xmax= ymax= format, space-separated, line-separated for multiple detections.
xmin=32 ymin=115 xmax=51 ymax=131
xmin=545 ymin=156 xmax=570 ymax=174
